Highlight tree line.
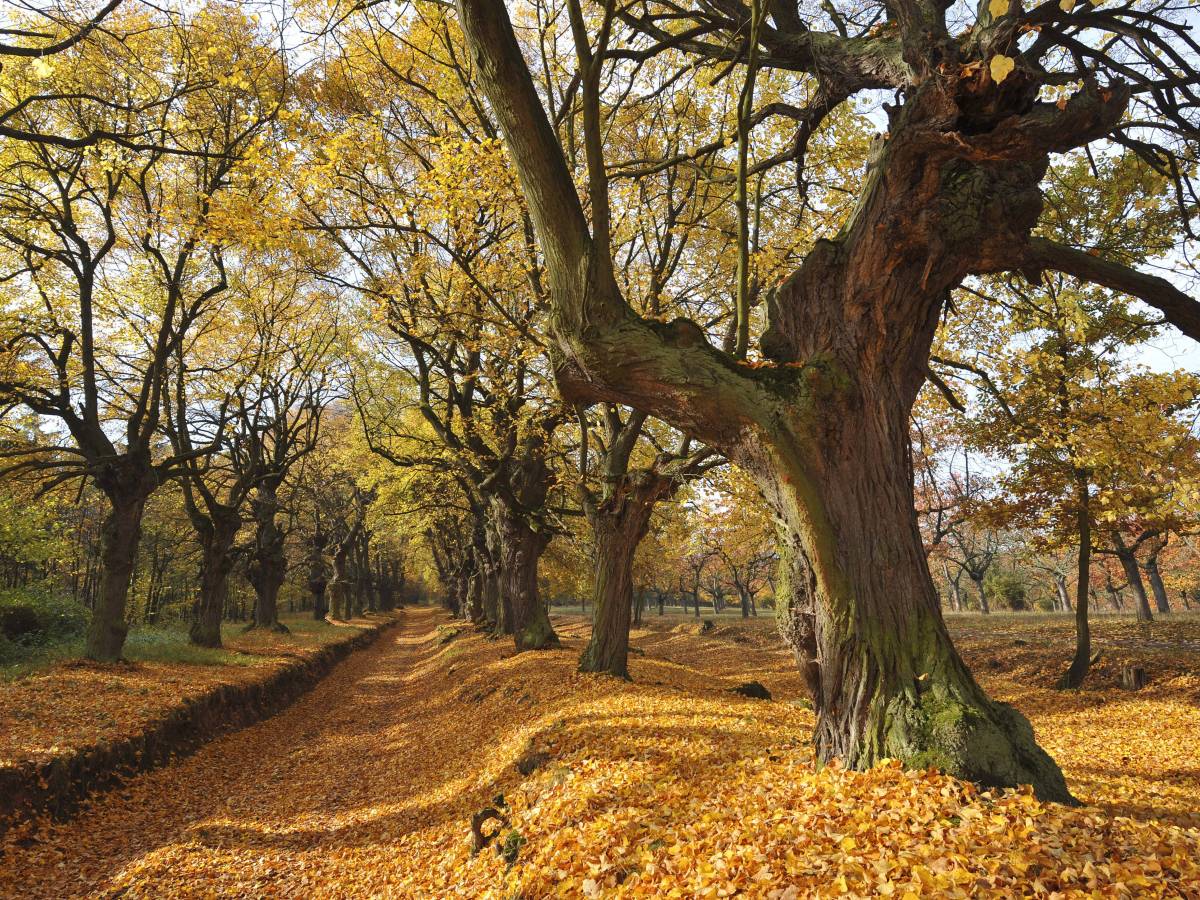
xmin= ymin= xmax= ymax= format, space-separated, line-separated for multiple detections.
xmin=0 ymin=0 xmax=1197 ymax=804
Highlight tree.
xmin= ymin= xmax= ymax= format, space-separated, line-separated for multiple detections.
xmin=453 ymin=0 xmax=1200 ymax=800
xmin=941 ymin=265 xmax=1200 ymax=684
xmin=0 ymin=4 xmax=284 ymax=660
xmin=576 ymin=408 xmax=717 ymax=677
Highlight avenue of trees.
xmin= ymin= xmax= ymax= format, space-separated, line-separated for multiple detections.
xmin=0 ymin=0 xmax=1197 ymax=804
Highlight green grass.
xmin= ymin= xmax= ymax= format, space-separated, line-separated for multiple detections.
xmin=1 ymin=613 xmax=371 ymax=681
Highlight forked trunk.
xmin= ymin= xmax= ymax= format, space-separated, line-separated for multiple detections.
xmin=493 ymin=499 xmax=556 ymax=651
xmin=1113 ymin=540 xmax=1153 ymax=622
xmin=85 ymin=490 xmax=149 ymax=661
xmin=1144 ymin=554 xmax=1171 ymax=614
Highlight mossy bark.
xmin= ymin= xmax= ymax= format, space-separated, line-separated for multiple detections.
xmin=766 ymin=420 xmax=1072 ymax=802
xmin=492 ymin=499 xmax=556 ymax=651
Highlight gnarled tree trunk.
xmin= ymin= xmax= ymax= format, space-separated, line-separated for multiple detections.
xmin=189 ymin=510 xmax=240 ymax=648
xmin=247 ymin=480 xmax=289 ymax=633
xmin=453 ymin=0 xmax=1112 ymax=801
xmin=763 ymin=370 xmax=1068 ymax=799
xmin=491 ymin=497 xmax=555 ymax=650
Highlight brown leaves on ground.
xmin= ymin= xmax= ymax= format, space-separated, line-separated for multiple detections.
xmin=0 ymin=616 xmax=379 ymax=769
xmin=1 ymin=608 xmax=1197 ymax=898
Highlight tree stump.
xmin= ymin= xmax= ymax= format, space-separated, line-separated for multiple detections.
xmin=1118 ymin=665 xmax=1146 ymax=690
xmin=731 ymin=681 xmax=772 ymax=700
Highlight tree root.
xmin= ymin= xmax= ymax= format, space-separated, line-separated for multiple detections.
xmin=470 ymin=807 xmax=510 ymax=855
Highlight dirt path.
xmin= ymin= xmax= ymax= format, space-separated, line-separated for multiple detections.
xmin=3 ymin=608 xmax=1198 ymax=898
xmin=0 ymin=608 xmax=473 ymax=898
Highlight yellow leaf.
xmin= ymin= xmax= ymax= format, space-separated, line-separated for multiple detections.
xmin=990 ymin=55 xmax=1016 ymax=83
xmin=988 ymin=0 xmax=1010 ymax=17
xmin=1059 ymin=0 xmax=1077 ymax=10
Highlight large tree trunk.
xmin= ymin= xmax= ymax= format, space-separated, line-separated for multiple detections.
xmin=189 ymin=512 xmax=240 ymax=648
xmin=1113 ymin=537 xmax=1153 ymax=622
xmin=454 ymin=0 xmax=1103 ymax=801
xmin=84 ymin=490 xmax=148 ymax=661
xmin=579 ymin=500 xmax=654 ymax=677
xmin=762 ymin=372 xmax=1071 ymax=803
xmin=247 ymin=482 xmax=289 ymax=634
xmin=1143 ymin=552 xmax=1171 ymax=614
xmin=970 ymin=574 xmax=990 ymax=614
xmin=1058 ymin=474 xmax=1092 ymax=689
xmin=492 ymin=498 xmax=556 ymax=650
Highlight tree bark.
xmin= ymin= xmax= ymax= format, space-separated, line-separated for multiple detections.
xmin=84 ymin=493 xmax=147 ymax=661
xmin=1058 ymin=474 xmax=1091 ymax=689
xmin=1113 ymin=537 xmax=1153 ymax=622
xmin=492 ymin=498 xmax=556 ymax=650
xmin=246 ymin=481 xmax=289 ymax=633
xmin=579 ymin=460 xmax=672 ymax=677
xmin=1143 ymin=552 xmax=1171 ymax=614
xmin=579 ymin=497 xmax=655 ymax=677
xmin=762 ymin=383 xmax=1071 ymax=802
xmin=188 ymin=511 xmax=240 ymax=648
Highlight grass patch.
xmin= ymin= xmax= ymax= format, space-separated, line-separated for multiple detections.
xmin=121 ymin=628 xmax=263 ymax=667
xmin=1 ymin=613 xmax=376 ymax=680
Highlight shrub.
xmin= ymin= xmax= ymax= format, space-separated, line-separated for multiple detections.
xmin=0 ymin=587 xmax=89 ymax=645
xmin=984 ymin=571 xmax=1029 ymax=612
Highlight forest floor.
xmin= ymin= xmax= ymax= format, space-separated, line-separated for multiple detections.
xmin=1 ymin=607 xmax=1197 ymax=898
xmin=0 ymin=614 xmax=388 ymax=769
